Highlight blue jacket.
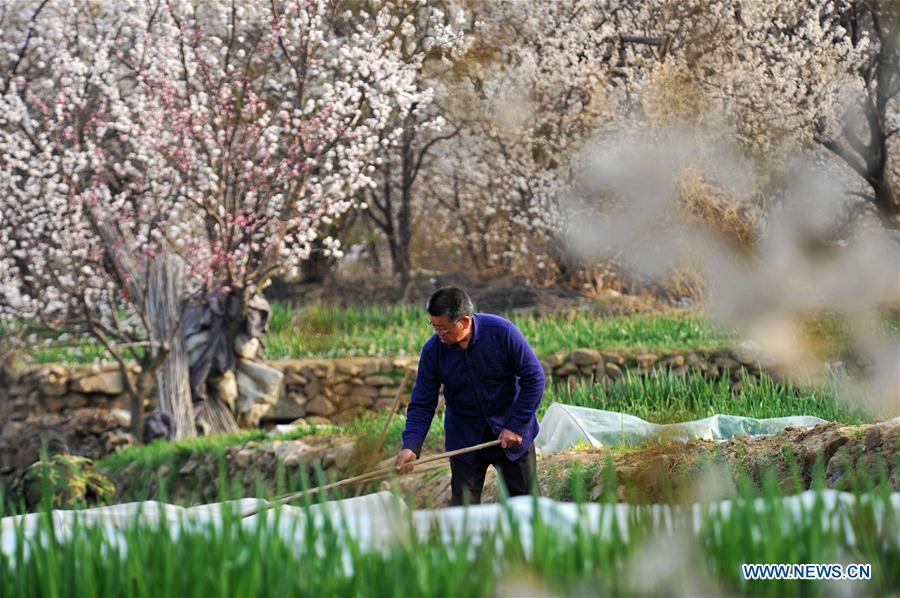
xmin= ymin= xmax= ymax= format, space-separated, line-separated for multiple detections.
xmin=401 ymin=313 xmax=545 ymax=463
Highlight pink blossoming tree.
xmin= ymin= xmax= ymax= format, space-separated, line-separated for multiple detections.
xmin=0 ymin=0 xmax=439 ymax=437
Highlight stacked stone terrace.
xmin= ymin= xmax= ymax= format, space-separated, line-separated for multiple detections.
xmin=5 ymin=343 xmax=776 ymax=424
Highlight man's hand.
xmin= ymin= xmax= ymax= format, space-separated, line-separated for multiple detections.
xmin=498 ymin=428 xmax=523 ymax=449
xmin=395 ymin=448 xmax=418 ymax=474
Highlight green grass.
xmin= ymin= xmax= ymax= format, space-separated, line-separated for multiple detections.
xmin=266 ymin=303 xmax=733 ymax=358
xmin=16 ymin=303 xmax=900 ymax=365
xmin=90 ymin=370 xmax=874 ymax=507
xmin=96 ymin=410 xmax=446 ymax=505
xmin=98 ymin=369 xmax=873 ymax=479
xmin=97 ymin=426 xmax=331 ymax=473
xmin=92 ymin=426 xmax=335 ymax=504
xmin=1 ymin=483 xmax=896 ymax=596
xmin=97 ymin=410 xmax=444 ymax=475
xmin=26 ymin=339 xmax=109 ymax=364
xmin=544 ymin=371 xmax=875 ymax=424
xmin=341 ymin=408 xmax=444 ymax=455
xmin=28 ymin=302 xmax=733 ymax=363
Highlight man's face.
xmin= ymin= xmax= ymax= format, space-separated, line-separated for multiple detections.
xmin=429 ymin=314 xmax=471 ymax=344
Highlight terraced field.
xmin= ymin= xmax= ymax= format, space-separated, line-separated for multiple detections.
xmin=3 ymin=307 xmax=897 ymax=596
xmin=25 ymin=302 xmax=731 ymax=363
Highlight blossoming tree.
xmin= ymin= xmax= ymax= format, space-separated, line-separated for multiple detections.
xmin=647 ymin=0 xmax=898 ymax=225
xmin=0 ymin=0 xmax=435 ymax=437
xmin=420 ymin=0 xmax=896 ymax=285
xmin=423 ymin=0 xmax=669 ymax=280
xmin=360 ymin=0 xmax=470 ymax=289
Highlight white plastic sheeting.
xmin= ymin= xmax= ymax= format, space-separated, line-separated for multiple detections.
xmin=0 ymin=493 xmax=406 ymax=561
xmin=3 ymin=491 xmax=897 ymax=560
xmin=534 ymin=403 xmax=828 ymax=455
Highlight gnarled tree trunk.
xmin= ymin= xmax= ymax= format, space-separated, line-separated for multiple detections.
xmin=147 ymin=253 xmax=196 ymax=439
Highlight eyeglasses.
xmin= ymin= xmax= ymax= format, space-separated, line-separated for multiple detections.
xmin=430 ymin=320 xmax=460 ymax=335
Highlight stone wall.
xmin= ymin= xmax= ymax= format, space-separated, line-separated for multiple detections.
xmin=2 ymin=357 xmax=418 ymax=426
xmin=105 ymin=435 xmax=359 ymax=504
xmin=267 ymin=357 xmax=417 ymax=423
xmin=542 ymin=343 xmax=767 ymax=389
xmin=3 ymin=343 xmax=775 ymax=425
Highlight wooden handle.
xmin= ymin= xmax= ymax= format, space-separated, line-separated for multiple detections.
xmin=240 ymin=439 xmax=502 ymax=518
xmin=354 ymin=370 xmax=412 ymax=497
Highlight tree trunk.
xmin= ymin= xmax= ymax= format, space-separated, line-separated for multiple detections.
xmin=872 ymin=170 xmax=899 ymax=224
xmin=194 ymin=396 xmax=240 ymax=435
xmin=300 ymin=246 xmax=335 ymax=284
xmin=872 ymin=0 xmax=899 ymax=222
xmin=397 ymin=119 xmax=415 ymax=289
xmin=129 ymin=367 xmax=152 ymax=440
xmin=393 ymin=239 xmax=411 ymax=289
xmin=365 ymin=216 xmax=383 ymax=274
xmin=147 ymin=253 xmax=196 ymax=439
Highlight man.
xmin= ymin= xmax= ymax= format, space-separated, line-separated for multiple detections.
xmin=395 ymin=287 xmax=545 ymax=506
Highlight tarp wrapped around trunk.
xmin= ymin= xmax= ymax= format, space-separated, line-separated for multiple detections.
xmin=182 ymin=293 xmax=276 ymax=430
xmin=234 ymin=359 xmax=284 ymax=426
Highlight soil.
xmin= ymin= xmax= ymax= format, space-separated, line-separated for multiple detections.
xmin=11 ymin=414 xmax=896 ymax=510
xmin=265 ymin=272 xmax=682 ymax=316
xmin=99 ymin=419 xmax=894 ymax=508
xmin=0 ymin=408 xmax=135 ymax=483
xmin=391 ymin=418 xmax=899 ymax=508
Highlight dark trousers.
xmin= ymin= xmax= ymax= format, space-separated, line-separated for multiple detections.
xmin=449 ymin=437 xmax=536 ymax=506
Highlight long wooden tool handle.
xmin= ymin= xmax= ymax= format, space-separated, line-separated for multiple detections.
xmin=413 ymin=439 xmax=501 ymax=467
xmin=240 ymin=439 xmax=502 ymax=518
xmin=354 ymin=370 xmax=411 ymax=497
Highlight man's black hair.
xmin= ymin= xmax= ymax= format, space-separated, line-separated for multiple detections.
xmin=426 ymin=287 xmax=474 ymax=322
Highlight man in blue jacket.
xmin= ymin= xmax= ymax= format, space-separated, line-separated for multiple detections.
xmin=395 ymin=287 xmax=545 ymax=506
